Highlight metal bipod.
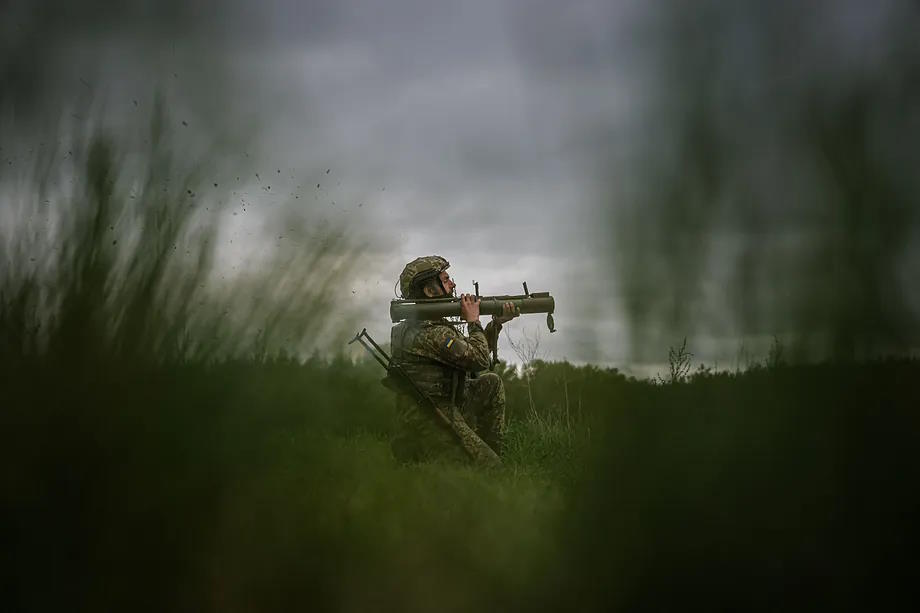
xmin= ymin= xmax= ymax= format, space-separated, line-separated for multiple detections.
xmin=348 ymin=328 xmax=391 ymax=369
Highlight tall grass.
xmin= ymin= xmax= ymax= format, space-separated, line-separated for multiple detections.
xmin=1 ymin=99 xmax=367 ymax=366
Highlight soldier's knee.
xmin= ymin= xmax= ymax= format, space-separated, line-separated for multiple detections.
xmin=478 ymin=372 xmax=504 ymax=402
xmin=479 ymin=372 xmax=502 ymax=388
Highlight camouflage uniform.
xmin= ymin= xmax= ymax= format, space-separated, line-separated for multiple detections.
xmin=390 ymin=318 xmax=506 ymax=467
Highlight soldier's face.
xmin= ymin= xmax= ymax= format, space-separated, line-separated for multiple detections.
xmin=424 ymin=271 xmax=455 ymax=297
xmin=440 ymin=271 xmax=456 ymax=296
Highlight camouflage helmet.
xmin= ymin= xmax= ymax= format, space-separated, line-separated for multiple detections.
xmin=399 ymin=255 xmax=450 ymax=298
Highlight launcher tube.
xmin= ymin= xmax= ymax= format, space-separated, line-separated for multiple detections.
xmin=390 ymin=292 xmax=554 ymax=323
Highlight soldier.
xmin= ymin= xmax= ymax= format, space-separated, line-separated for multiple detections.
xmin=389 ymin=255 xmax=519 ymax=466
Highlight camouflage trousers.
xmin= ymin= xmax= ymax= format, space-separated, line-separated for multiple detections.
xmin=391 ymin=372 xmax=506 ymax=467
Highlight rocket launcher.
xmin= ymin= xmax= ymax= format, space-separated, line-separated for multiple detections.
xmin=390 ymin=282 xmax=556 ymax=333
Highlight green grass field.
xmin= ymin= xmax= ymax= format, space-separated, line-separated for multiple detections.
xmin=5 ymin=351 xmax=918 ymax=611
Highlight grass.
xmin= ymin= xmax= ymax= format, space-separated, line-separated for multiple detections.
xmin=2 ymin=356 xmax=572 ymax=611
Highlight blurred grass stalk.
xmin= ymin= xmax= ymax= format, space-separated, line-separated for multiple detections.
xmin=1 ymin=97 xmax=366 ymax=367
xmin=611 ymin=0 xmax=920 ymax=363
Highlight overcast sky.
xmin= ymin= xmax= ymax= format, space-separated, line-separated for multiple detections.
xmin=221 ymin=0 xmax=641 ymax=367
xmin=3 ymin=0 xmax=918 ymax=373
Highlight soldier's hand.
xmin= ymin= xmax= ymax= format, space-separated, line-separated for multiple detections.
xmin=493 ymin=301 xmax=521 ymax=325
xmin=459 ymin=293 xmax=481 ymax=323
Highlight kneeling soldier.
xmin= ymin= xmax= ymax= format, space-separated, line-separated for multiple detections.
xmin=389 ymin=255 xmax=518 ymax=466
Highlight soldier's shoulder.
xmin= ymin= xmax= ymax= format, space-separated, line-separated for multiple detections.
xmin=415 ymin=321 xmax=461 ymax=342
xmin=419 ymin=320 xmax=460 ymax=331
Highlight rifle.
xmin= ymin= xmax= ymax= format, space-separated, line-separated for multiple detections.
xmin=347 ymin=328 xmax=499 ymax=464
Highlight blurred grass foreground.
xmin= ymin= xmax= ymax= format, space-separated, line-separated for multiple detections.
xmin=3 ymin=111 xmax=920 ymax=612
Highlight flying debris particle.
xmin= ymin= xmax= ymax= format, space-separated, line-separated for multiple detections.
xmin=352 ymin=290 xmax=356 ymax=294
xmin=187 ymin=189 xmax=193 ymax=195
xmin=214 ymin=183 xmax=218 ymax=187
xmin=326 ymin=169 xmax=330 ymax=174
xmin=277 ymin=169 xmax=281 ymax=173
xmin=133 ymin=100 xmax=138 ymax=106
xmin=112 ymin=240 xmax=118 ymax=246
xmin=316 ymin=183 xmax=320 ymax=188
xmin=358 ymin=203 xmax=363 ymax=208
xmin=266 ymin=186 xmax=271 ymax=190
xmin=182 ymin=120 xmax=188 ymax=126
xmin=255 ymin=173 xmax=260 ymax=181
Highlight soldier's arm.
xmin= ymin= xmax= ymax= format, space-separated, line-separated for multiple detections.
xmin=420 ymin=323 xmax=492 ymax=372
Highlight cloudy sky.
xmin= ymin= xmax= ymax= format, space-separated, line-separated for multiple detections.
xmin=3 ymin=0 xmax=918 ymax=373
xmin=218 ymin=0 xmax=641 ymax=367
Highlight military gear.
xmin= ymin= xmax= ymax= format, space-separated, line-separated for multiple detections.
xmin=390 ymin=291 xmax=555 ymax=332
xmin=398 ymin=255 xmax=450 ymax=298
xmin=390 ymin=318 xmax=505 ymax=465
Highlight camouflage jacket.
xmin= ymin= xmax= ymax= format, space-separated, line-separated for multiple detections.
xmin=390 ymin=319 xmax=501 ymax=404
